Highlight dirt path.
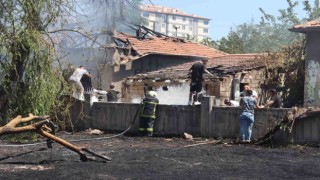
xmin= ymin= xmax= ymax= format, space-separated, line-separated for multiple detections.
xmin=0 ymin=133 xmax=319 ymax=179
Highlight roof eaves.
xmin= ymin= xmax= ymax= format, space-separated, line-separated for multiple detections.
xmin=289 ymin=27 xmax=320 ymax=33
xmin=135 ymin=52 xmax=208 ymax=60
xmin=143 ymin=9 xmax=211 ymax=20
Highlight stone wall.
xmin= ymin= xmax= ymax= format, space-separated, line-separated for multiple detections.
xmin=122 ymin=78 xmax=221 ymax=105
xmin=122 ymin=68 xmax=266 ymax=105
xmin=218 ymin=69 xmax=266 ymax=105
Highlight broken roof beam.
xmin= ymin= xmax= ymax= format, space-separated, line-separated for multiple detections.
xmin=140 ymin=25 xmax=169 ymax=38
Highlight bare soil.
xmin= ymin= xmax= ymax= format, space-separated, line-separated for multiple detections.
xmin=0 ymin=132 xmax=320 ymax=180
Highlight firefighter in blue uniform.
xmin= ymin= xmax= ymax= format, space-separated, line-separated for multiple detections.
xmin=139 ymin=90 xmax=159 ymax=137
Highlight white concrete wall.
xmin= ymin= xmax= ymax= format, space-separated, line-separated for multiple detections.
xmin=305 ymin=32 xmax=320 ymax=107
xmin=142 ymin=10 xmax=210 ymax=41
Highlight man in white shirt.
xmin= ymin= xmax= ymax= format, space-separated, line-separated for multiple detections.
xmin=69 ymin=65 xmax=92 ymax=101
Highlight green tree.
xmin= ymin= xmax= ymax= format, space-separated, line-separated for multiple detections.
xmin=218 ymin=31 xmax=245 ymax=53
xmin=0 ymin=0 xmax=145 ymax=125
xmin=201 ymin=37 xmax=219 ymax=49
xmin=216 ymin=0 xmax=320 ymax=53
xmin=0 ymin=0 xmax=68 ymax=124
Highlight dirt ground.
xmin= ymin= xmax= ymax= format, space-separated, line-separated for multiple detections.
xmin=0 ymin=132 xmax=320 ymax=180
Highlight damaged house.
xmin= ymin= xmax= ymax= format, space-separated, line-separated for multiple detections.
xmin=108 ymin=27 xmax=227 ymax=89
xmin=105 ymin=27 xmax=266 ymax=104
xmin=122 ymin=53 xmax=266 ymax=105
xmin=60 ymin=25 xmax=267 ymax=104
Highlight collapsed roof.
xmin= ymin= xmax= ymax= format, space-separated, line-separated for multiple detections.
xmin=113 ymin=26 xmax=265 ymax=80
xmin=127 ymin=53 xmax=265 ymax=80
xmin=113 ymin=27 xmax=227 ymax=62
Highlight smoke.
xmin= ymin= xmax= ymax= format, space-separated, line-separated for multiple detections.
xmin=56 ymin=0 xmax=144 ymax=48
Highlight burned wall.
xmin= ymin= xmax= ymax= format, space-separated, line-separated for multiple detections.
xmin=215 ymin=68 xmax=265 ymax=105
xmin=122 ymin=68 xmax=265 ymax=105
xmin=122 ymin=78 xmax=220 ymax=105
xmin=305 ymin=32 xmax=320 ymax=107
xmin=112 ymin=55 xmax=196 ymax=83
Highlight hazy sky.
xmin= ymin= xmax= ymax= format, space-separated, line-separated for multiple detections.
xmin=144 ymin=0 xmax=311 ymax=40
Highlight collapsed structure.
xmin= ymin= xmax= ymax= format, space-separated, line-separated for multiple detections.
xmin=109 ymin=26 xmax=226 ymax=86
xmin=105 ymin=27 xmax=266 ymax=104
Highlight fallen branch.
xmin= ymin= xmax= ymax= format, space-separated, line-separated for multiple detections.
xmin=255 ymin=107 xmax=320 ymax=145
xmin=0 ymin=114 xmax=111 ymax=162
xmin=174 ymin=140 xmax=221 ymax=150
xmin=183 ymin=140 xmax=221 ymax=148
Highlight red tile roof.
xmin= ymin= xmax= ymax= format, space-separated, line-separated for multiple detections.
xmin=114 ymin=33 xmax=227 ymax=59
xmin=142 ymin=5 xmax=210 ymax=20
xmin=174 ymin=54 xmax=264 ymax=70
xmin=128 ymin=54 xmax=265 ymax=80
xmin=289 ymin=19 xmax=320 ymax=33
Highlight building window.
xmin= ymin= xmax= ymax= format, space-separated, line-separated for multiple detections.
xmin=189 ymin=26 xmax=193 ymax=31
xmin=172 ymin=16 xmax=176 ymax=20
xmin=189 ymin=18 xmax=193 ymax=23
xmin=194 ymin=18 xmax=198 ymax=22
xmin=204 ymin=20 xmax=209 ymax=25
xmin=182 ymin=25 xmax=185 ymax=30
xmin=143 ymin=12 xmax=149 ymax=17
xmin=182 ymin=17 xmax=186 ymax=21
xmin=203 ymin=28 xmax=208 ymax=33
xmin=156 ymin=13 xmax=161 ymax=18
xmin=162 ymin=23 xmax=166 ymax=28
xmin=162 ymin=14 xmax=166 ymax=20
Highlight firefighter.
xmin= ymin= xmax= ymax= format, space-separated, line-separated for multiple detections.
xmin=139 ymin=90 xmax=159 ymax=137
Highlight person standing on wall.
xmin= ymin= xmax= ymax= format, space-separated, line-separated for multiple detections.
xmin=239 ymin=89 xmax=261 ymax=143
xmin=261 ymin=89 xmax=282 ymax=108
xmin=107 ymin=84 xmax=119 ymax=102
xmin=69 ymin=65 xmax=92 ymax=101
xmin=188 ymin=59 xmax=214 ymax=105
xmin=139 ymin=90 xmax=159 ymax=137
xmin=80 ymin=72 xmax=93 ymax=94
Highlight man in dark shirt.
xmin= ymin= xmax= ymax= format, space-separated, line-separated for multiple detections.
xmin=188 ymin=59 xmax=214 ymax=105
xmin=262 ymin=89 xmax=282 ymax=108
xmin=80 ymin=73 xmax=93 ymax=94
xmin=107 ymin=84 xmax=119 ymax=102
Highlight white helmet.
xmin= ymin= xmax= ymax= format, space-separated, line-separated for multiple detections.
xmin=147 ymin=91 xmax=157 ymax=98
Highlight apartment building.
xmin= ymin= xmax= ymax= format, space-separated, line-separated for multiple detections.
xmin=141 ymin=5 xmax=210 ymax=41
